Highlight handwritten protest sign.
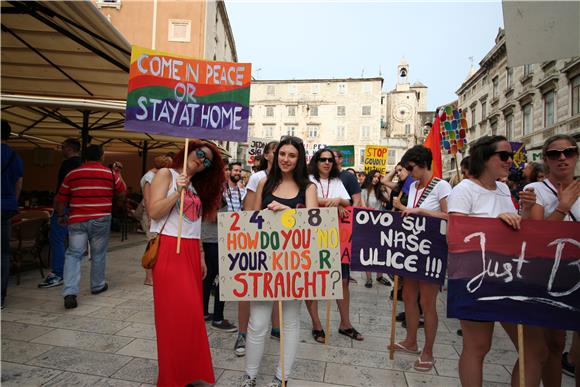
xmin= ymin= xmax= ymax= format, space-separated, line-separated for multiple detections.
xmin=247 ymin=138 xmax=267 ymax=166
xmin=510 ymin=142 xmax=527 ymax=171
xmin=304 ymin=143 xmax=328 ymax=162
xmin=328 ymin=145 xmax=355 ymax=167
xmin=364 ymin=145 xmax=388 ymax=174
xmin=447 ymin=216 xmax=580 ymax=330
xmin=339 ymin=206 xmax=354 ymax=263
xmin=350 ymin=208 xmax=448 ymax=285
xmin=125 ymin=46 xmax=251 ymax=142
xmin=218 ymin=208 xmax=343 ymax=301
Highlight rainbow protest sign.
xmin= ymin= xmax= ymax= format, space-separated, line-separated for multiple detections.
xmin=439 ymin=105 xmax=467 ymax=155
xmin=217 ymin=208 xmax=343 ymax=301
xmin=125 ymin=46 xmax=251 ymax=142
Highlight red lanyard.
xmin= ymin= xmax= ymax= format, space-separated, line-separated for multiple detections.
xmin=320 ymin=179 xmax=331 ymax=198
xmin=412 ymin=177 xmax=433 ymax=208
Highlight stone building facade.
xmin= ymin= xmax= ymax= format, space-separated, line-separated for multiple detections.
xmin=243 ymin=78 xmax=384 ymax=170
xmin=243 ymin=63 xmax=431 ymax=171
xmin=455 ymin=29 xmax=580 ymax=177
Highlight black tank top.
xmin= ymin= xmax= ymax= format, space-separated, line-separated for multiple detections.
xmin=261 ymin=189 xmax=306 ymax=209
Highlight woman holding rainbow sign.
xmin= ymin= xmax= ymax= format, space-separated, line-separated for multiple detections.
xmin=148 ymin=140 xmax=225 ymax=386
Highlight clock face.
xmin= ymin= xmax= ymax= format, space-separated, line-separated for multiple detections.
xmin=393 ymin=103 xmax=413 ymax=122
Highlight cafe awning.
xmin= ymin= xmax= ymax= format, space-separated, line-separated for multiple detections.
xmin=1 ymin=0 xmax=230 ymax=157
xmin=1 ymin=0 xmax=130 ymax=100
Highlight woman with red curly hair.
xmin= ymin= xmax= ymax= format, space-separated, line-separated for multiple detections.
xmin=148 ymin=139 xmax=225 ymax=386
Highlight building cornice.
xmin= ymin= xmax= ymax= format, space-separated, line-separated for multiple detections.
xmin=561 ymin=58 xmax=580 ymax=78
xmin=457 ymin=32 xmax=506 ymax=95
xmin=253 ymin=77 xmax=384 ymax=85
xmin=516 ymin=90 xmax=535 ymax=105
xmin=500 ymin=102 xmax=516 ymax=115
xmin=536 ymin=74 xmax=559 ymax=93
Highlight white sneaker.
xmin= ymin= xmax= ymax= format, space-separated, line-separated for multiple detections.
xmin=266 ymin=377 xmax=283 ymax=387
xmin=239 ymin=374 xmax=256 ymax=387
xmin=234 ymin=334 xmax=246 ymax=357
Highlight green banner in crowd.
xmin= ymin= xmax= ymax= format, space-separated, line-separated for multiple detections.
xmin=328 ymin=145 xmax=355 ymax=167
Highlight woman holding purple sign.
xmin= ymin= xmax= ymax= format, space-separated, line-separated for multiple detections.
xmin=387 ymin=145 xmax=451 ymax=372
xmin=522 ymin=134 xmax=579 ymax=387
xmin=447 ymin=135 xmax=536 ymax=387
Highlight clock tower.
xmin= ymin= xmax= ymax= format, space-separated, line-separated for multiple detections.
xmin=397 ymin=58 xmax=409 ymax=85
xmin=382 ymin=60 xmax=432 ymax=169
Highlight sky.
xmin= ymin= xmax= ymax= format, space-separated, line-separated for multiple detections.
xmin=226 ymin=1 xmax=504 ymax=111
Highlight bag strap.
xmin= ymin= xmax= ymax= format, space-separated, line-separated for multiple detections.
xmin=416 ymin=177 xmax=441 ymax=208
xmin=542 ymin=181 xmax=577 ymax=222
xmin=157 ymin=203 xmax=176 ymax=235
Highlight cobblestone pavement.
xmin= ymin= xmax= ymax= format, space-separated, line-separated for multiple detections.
xmin=1 ymin=234 xmax=576 ymax=386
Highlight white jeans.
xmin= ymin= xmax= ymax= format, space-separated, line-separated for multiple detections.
xmin=245 ymin=300 xmax=301 ymax=380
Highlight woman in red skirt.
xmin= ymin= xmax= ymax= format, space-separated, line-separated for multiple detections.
xmin=148 ymin=140 xmax=225 ymax=386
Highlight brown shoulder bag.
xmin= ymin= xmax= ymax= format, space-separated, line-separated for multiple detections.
xmin=141 ymin=209 xmax=172 ymax=269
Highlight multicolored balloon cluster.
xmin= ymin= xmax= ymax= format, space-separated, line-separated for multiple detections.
xmin=439 ymin=105 xmax=467 ymax=155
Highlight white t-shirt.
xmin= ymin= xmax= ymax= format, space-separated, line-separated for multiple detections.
xmin=524 ymin=179 xmax=580 ymax=221
xmin=309 ymin=175 xmax=350 ymax=200
xmin=408 ymin=179 xmax=452 ymax=211
xmin=361 ymin=188 xmax=382 ymax=210
xmin=246 ymin=170 xmax=267 ymax=193
xmin=140 ymin=170 xmax=156 ymax=192
xmin=448 ymin=179 xmax=516 ymax=217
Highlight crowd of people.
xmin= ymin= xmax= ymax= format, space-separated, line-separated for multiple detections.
xmin=147 ymin=133 xmax=577 ymax=387
xmin=1 ymin=116 xmax=578 ymax=387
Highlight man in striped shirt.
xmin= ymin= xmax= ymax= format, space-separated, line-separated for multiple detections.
xmin=55 ymin=145 xmax=126 ymax=309
xmin=223 ymin=162 xmax=246 ymax=212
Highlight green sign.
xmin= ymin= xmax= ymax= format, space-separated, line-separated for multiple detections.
xmin=328 ymin=145 xmax=355 ymax=167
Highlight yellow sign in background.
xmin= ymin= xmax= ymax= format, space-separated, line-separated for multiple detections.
xmin=364 ymin=145 xmax=388 ymax=174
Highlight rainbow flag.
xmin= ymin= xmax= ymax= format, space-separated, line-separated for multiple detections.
xmin=439 ymin=105 xmax=467 ymax=155
xmin=125 ymin=46 xmax=251 ymax=142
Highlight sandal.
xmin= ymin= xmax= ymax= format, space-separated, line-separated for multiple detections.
xmin=365 ymin=279 xmax=372 ymax=288
xmin=414 ymin=355 xmax=435 ymax=372
xmin=312 ymin=329 xmax=326 ymax=343
xmin=377 ymin=276 xmax=390 ymax=286
xmin=338 ymin=327 xmax=364 ymax=341
xmin=387 ymin=342 xmax=420 ymax=354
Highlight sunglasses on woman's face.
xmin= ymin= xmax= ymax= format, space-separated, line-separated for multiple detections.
xmin=318 ymin=157 xmax=334 ymax=163
xmin=493 ymin=151 xmax=514 ymax=162
xmin=545 ymin=147 xmax=578 ymax=160
xmin=195 ymin=149 xmax=212 ymax=168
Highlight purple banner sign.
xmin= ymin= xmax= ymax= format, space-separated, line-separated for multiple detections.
xmin=510 ymin=141 xmax=527 ymax=171
xmin=447 ymin=216 xmax=580 ymax=330
xmin=350 ymin=208 xmax=448 ymax=285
